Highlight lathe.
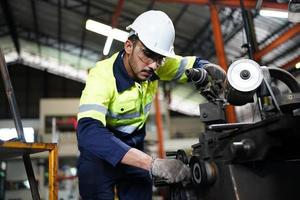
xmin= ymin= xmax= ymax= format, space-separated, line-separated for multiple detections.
xmin=155 ymin=59 xmax=300 ymax=200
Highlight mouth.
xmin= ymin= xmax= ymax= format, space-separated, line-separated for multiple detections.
xmin=141 ymin=70 xmax=153 ymax=78
xmin=141 ymin=69 xmax=153 ymax=78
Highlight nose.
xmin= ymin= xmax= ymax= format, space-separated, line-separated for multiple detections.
xmin=147 ymin=62 xmax=158 ymax=71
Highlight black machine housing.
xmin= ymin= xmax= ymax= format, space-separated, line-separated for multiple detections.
xmin=156 ymin=62 xmax=300 ymax=200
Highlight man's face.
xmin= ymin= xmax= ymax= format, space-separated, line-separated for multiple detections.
xmin=125 ymin=40 xmax=164 ymax=81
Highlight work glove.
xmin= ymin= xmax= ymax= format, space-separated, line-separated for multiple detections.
xmin=151 ymin=158 xmax=191 ymax=184
xmin=193 ymin=57 xmax=227 ymax=99
xmin=193 ymin=57 xmax=226 ymax=84
xmin=203 ymin=63 xmax=226 ymax=84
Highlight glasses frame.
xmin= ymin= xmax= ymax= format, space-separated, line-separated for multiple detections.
xmin=135 ymin=42 xmax=165 ymax=66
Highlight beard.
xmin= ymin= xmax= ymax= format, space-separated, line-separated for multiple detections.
xmin=128 ymin=56 xmax=141 ymax=81
xmin=128 ymin=55 xmax=154 ymax=81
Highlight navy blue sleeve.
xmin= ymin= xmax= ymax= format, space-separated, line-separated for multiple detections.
xmin=193 ymin=57 xmax=210 ymax=69
xmin=76 ymin=117 xmax=131 ymax=166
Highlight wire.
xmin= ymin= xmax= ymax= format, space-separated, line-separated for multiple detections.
xmin=252 ymin=94 xmax=263 ymax=122
xmin=263 ymin=77 xmax=283 ymax=115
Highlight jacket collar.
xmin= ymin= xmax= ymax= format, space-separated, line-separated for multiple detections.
xmin=113 ymin=50 xmax=135 ymax=93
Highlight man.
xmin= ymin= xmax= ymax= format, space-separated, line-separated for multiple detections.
xmin=77 ymin=10 xmax=226 ymax=199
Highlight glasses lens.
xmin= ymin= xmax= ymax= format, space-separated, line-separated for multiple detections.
xmin=140 ymin=46 xmax=165 ymax=65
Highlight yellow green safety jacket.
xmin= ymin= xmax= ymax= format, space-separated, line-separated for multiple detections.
xmin=77 ymin=50 xmax=196 ymax=166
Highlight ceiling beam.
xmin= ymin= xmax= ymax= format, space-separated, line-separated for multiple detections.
xmin=262 ymin=41 xmax=300 ymax=67
xmin=209 ymin=5 xmax=228 ymax=70
xmin=30 ymin=0 xmax=41 ymax=56
xmin=158 ymin=0 xmax=288 ymax=10
xmin=38 ymin=0 xmax=194 ymax=52
xmin=258 ymin=22 xmax=291 ymax=46
xmin=39 ymin=0 xmax=131 ymax=24
xmin=254 ymin=23 xmax=300 ymax=60
xmin=18 ymin=26 xmax=99 ymax=60
xmin=64 ymin=0 xmax=84 ymax=9
xmin=216 ymin=0 xmax=288 ymax=10
xmin=238 ymin=21 xmax=291 ymax=58
xmin=209 ymin=3 xmax=236 ymax=123
xmin=173 ymin=4 xmax=189 ymax=27
xmin=78 ymin=0 xmax=90 ymax=62
xmin=57 ymin=0 xmax=62 ymax=63
xmin=180 ymin=20 xmax=210 ymax=54
xmin=40 ymin=0 xmax=190 ymax=52
xmin=282 ymin=56 xmax=300 ymax=70
xmin=0 ymin=0 xmax=20 ymax=54
xmin=206 ymin=9 xmax=243 ymax=58
xmin=111 ymin=0 xmax=125 ymax=28
xmin=186 ymin=8 xmax=238 ymax=58
xmin=222 ymin=9 xmax=243 ymax=43
xmin=159 ymin=0 xmax=208 ymax=4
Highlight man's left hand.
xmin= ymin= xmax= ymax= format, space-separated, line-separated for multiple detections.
xmin=151 ymin=158 xmax=191 ymax=183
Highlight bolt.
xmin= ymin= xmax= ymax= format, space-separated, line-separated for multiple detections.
xmin=240 ymin=70 xmax=250 ymax=80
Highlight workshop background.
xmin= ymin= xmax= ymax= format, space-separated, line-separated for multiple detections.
xmin=0 ymin=0 xmax=299 ymax=199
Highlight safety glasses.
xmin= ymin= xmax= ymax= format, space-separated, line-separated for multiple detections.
xmin=136 ymin=43 xmax=165 ymax=66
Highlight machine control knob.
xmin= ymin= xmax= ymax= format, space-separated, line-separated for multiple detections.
xmin=230 ymin=139 xmax=255 ymax=159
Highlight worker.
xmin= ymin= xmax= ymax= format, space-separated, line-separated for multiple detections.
xmin=76 ymin=10 xmax=226 ymax=200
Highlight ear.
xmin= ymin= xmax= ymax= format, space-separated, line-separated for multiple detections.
xmin=124 ymin=40 xmax=133 ymax=54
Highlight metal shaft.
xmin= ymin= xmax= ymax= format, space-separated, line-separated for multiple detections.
xmin=0 ymin=49 xmax=25 ymax=141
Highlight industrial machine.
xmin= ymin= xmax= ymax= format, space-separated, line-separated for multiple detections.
xmin=155 ymin=59 xmax=300 ymax=200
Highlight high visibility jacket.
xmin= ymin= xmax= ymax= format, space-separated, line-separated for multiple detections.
xmin=78 ymin=50 xmax=196 ymax=135
xmin=77 ymin=50 xmax=196 ymax=166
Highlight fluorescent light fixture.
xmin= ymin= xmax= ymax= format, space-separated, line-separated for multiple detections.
xmin=103 ymin=36 xmax=114 ymax=56
xmin=296 ymin=62 xmax=300 ymax=69
xmin=259 ymin=9 xmax=288 ymax=18
xmin=86 ymin=19 xmax=129 ymax=55
xmin=86 ymin=19 xmax=112 ymax=37
xmin=112 ymin=28 xmax=129 ymax=42
xmin=0 ymin=127 xmax=35 ymax=142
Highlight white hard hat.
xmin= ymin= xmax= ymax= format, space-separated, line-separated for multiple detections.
xmin=126 ymin=10 xmax=176 ymax=58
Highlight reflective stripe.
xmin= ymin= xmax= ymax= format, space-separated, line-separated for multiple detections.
xmin=115 ymin=125 xmax=138 ymax=134
xmin=79 ymin=104 xmax=107 ymax=114
xmin=144 ymin=102 xmax=152 ymax=113
xmin=173 ymin=58 xmax=188 ymax=81
xmin=108 ymin=111 xmax=140 ymax=119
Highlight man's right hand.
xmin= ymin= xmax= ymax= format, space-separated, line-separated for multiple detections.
xmin=151 ymin=158 xmax=191 ymax=183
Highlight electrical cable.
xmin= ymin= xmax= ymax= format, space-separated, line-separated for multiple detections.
xmin=262 ymin=77 xmax=283 ymax=115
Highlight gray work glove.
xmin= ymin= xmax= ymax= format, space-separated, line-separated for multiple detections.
xmin=202 ymin=63 xmax=227 ymax=99
xmin=193 ymin=58 xmax=226 ymax=84
xmin=151 ymin=158 xmax=191 ymax=184
xmin=203 ymin=63 xmax=226 ymax=84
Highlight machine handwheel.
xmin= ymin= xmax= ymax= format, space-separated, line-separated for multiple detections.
xmin=189 ymin=156 xmax=217 ymax=186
